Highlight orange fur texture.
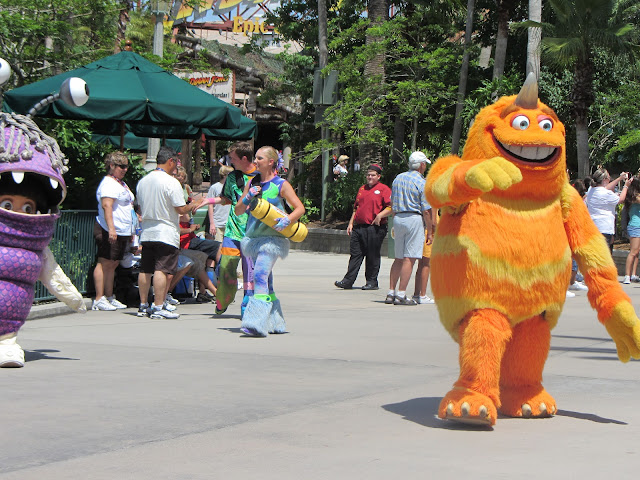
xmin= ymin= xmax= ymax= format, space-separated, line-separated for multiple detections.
xmin=426 ymin=93 xmax=640 ymax=426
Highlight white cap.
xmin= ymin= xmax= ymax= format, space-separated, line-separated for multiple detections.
xmin=408 ymin=151 xmax=431 ymax=170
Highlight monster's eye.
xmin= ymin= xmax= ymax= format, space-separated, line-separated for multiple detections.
xmin=539 ymin=118 xmax=553 ymax=131
xmin=511 ymin=115 xmax=530 ymax=130
xmin=0 ymin=200 xmax=13 ymax=211
xmin=21 ymin=203 xmax=34 ymax=214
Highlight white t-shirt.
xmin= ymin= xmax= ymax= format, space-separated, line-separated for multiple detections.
xmin=585 ymin=186 xmax=619 ymax=234
xmin=333 ymin=164 xmax=348 ymax=177
xmin=136 ymin=170 xmax=186 ymax=248
xmin=207 ymin=181 xmax=231 ymax=228
xmin=96 ymin=175 xmax=135 ymax=236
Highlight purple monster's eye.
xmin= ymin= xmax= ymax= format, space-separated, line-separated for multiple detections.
xmin=22 ymin=203 xmax=34 ymax=214
xmin=0 ymin=200 xmax=13 ymax=211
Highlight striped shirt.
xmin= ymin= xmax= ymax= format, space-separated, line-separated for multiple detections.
xmin=391 ymin=170 xmax=430 ymax=214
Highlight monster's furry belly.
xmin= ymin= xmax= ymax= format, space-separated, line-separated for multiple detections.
xmin=431 ymin=203 xmax=571 ymax=337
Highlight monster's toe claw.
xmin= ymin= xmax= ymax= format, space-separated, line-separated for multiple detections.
xmin=521 ymin=403 xmax=532 ymax=417
xmin=539 ymin=402 xmax=548 ymax=415
xmin=461 ymin=402 xmax=470 ymax=416
xmin=446 ymin=402 xmax=454 ymax=416
xmin=478 ymin=405 xmax=488 ymax=418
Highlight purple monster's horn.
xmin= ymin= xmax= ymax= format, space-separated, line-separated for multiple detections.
xmin=515 ymin=72 xmax=538 ymax=109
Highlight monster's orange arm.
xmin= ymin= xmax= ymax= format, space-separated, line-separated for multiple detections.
xmin=561 ymin=184 xmax=640 ymax=362
xmin=426 ymin=155 xmax=522 ymax=209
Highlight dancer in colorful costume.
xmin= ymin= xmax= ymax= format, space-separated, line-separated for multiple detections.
xmin=0 ymin=113 xmax=86 ymax=367
xmin=235 ymin=146 xmax=305 ymax=337
xmin=195 ymin=141 xmax=258 ymax=315
xmin=424 ymin=73 xmax=640 ymax=426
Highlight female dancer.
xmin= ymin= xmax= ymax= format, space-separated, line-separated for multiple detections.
xmin=234 ymin=146 xmax=305 ymax=337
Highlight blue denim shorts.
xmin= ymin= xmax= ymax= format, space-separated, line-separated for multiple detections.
xmin=628 ymin=225 xmax=640 ymax=238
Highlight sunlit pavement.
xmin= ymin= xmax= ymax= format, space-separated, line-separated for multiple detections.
xmin=2 ymin=250 xmax=639 ymax=479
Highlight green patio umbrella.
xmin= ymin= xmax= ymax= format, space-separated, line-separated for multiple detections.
xmin=91 ymin=114 xmax=257 ymax=141
xmin=3 ymin=51 xmax=242 ymax=146
xmin=91 ymin=133 xmax=183 ymax=152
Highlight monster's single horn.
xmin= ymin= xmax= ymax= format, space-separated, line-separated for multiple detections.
xmin=515 ymin=72 xmax=538 ymax=109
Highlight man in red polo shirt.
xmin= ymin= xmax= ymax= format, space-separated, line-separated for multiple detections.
xmin=335 ymin=163 xmax=392 ymax=290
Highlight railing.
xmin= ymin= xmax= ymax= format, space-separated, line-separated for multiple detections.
xmin=34 ymin=210 xmax=98 ymax=303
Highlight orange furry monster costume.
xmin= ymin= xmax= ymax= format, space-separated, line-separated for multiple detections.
xmin=425 ymin=74 xmax=640 ymax=426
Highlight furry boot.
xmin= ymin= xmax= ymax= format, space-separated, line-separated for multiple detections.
xmin=269 ymin=296 xmax=287 ymax=334
xmin=0 ymin=332 xmax=24 ymax=368
xmin=241 ymin=296 xmax=272 ymax=337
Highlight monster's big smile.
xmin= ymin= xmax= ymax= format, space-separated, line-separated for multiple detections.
xmin=494 ymin=137 xmax=560 ymax=165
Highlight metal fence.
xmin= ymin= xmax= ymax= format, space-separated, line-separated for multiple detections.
xmin=34 ymin=210 xmax=98 ymax=303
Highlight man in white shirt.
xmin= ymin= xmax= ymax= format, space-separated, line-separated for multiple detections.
xmin=136 ymin=147 xmax=196 ymax=319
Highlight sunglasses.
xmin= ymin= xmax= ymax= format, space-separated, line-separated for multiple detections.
xmin=114 ymin=163 xmax=129 ymax=169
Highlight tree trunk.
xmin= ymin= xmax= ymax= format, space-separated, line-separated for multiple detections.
xmin=361 ymin=0 xmax=388 ymax=169
xmin=492 ymin=0 xmax=510 ymax=80
xmin=575 ymin=116 xmax=590 ymax=178
xmin=318 ymin=0 xmax=328 ymax=69
xmin=114 ymin=1 xmax=133 ymax=54
xmin=392 ymin=114 xmax=405 ymax=166
xmin=451 ymin=0 xmax=476 ymax=155
xmin=572 ymin=59 xmax=595 ymax=178
xmin=527 ymin=0 xmax=542 ymax=78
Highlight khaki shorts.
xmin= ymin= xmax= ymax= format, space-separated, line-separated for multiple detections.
xmin=422 ymin=233 xmax=432 ymax=258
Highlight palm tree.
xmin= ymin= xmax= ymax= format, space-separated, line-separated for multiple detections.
xmin=493 ymin=0 xmax=518 ymax=79
xmin=451 ymin=0 xmax=476 ymax=154
xmin=360 ymin=0 xmax=388 ymax=168
xmin=527 ymin=0 xmax=542 ymax=77
xmin=542 ymin=0 xmax=639 ymax=177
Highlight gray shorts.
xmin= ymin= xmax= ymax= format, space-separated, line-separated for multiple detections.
xmin=393 ymin=213 xmax=425 ymax=259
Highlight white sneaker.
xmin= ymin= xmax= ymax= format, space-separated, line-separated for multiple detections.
xmin=0 ymin=334 xmax=24 ymax=368
xmin=566 ymin=290 xmax=576 ymax=298
xmin=92 ymin=296 xmax=117 ymax=311
xmin=163 ymin=302 xmax=177 ymax=312
xmin=632 ymin=275 xmax=640 ymax=283
xmin=568 ymin=282 xmax=588 ymax=291
xmin=107 ymin=296 xmax=127 ymax=309
xmin=412 ymin=295 xmax=435 ymax=304
xmin=623 ymin=275 xmax=631 ymax=284
xmin=149 ymin=306 xmax=180 ymax=319
xmin=165 ymin=293 xmax=180 ymax=305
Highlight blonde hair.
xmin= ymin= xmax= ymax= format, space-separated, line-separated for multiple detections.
xmin=257 ymin=146 xmax=279 ymax=171
xmin=104 ymin=151 xmax=128 ymax=172
xmin=219 ymin=165 xmax=234 ymax=177
xmin=591 ymin=167 xmax=608 ymax=187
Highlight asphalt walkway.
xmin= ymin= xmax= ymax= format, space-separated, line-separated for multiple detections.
xmin=2 ymin=250 xmax=639 ymax=479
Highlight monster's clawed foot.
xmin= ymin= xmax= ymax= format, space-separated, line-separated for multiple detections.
xmin=499 ymin=385 xmax=557 ymax=418
xmin=438 ymin=387 xmax=497 ymax=426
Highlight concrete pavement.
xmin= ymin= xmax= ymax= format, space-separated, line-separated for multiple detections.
xmin=2 ymin=250 xmax=639 ymax=479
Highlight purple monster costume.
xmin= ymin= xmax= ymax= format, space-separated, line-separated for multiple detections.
xmin=0 ymin=112 xmax=85 ymax=367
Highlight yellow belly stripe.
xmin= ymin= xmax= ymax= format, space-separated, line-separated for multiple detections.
xmin=433 ymin=234 xmax=571 ymax=287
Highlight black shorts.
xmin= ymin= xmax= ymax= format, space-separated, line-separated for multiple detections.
xmin=140 ymin=241 xmax=179 ymax=275
xmin=188 ymin=237 xmax=220 ymax=260
xmin=94 ymin=222 xmax=130 ymax=261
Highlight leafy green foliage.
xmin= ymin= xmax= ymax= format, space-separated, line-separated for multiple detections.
xmin=325 ymin=172 xmax=366 ymax=220
xmin=299 ymin=197 xmax=320 ymax=224
xmin=0 ymin=0 xmax=121 ymax=86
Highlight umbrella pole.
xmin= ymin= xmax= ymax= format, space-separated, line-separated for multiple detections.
xmin=119 ymin=120 xmax=125 ymax=150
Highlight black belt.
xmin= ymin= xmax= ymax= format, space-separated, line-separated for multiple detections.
xmin=396 ymin=211 xmax=421 ymax=215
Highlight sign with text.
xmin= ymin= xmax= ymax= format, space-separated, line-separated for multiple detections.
xmin=175 ymin=71 xmax=235 ymax=104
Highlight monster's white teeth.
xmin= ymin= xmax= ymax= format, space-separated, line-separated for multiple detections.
xmin=11 ymin=171 xmax=24 ymax=184
xmin=50 ymin=178 xmax=59 ymax=190
xmin=503 ymin=145 xmax=555 ymax=160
